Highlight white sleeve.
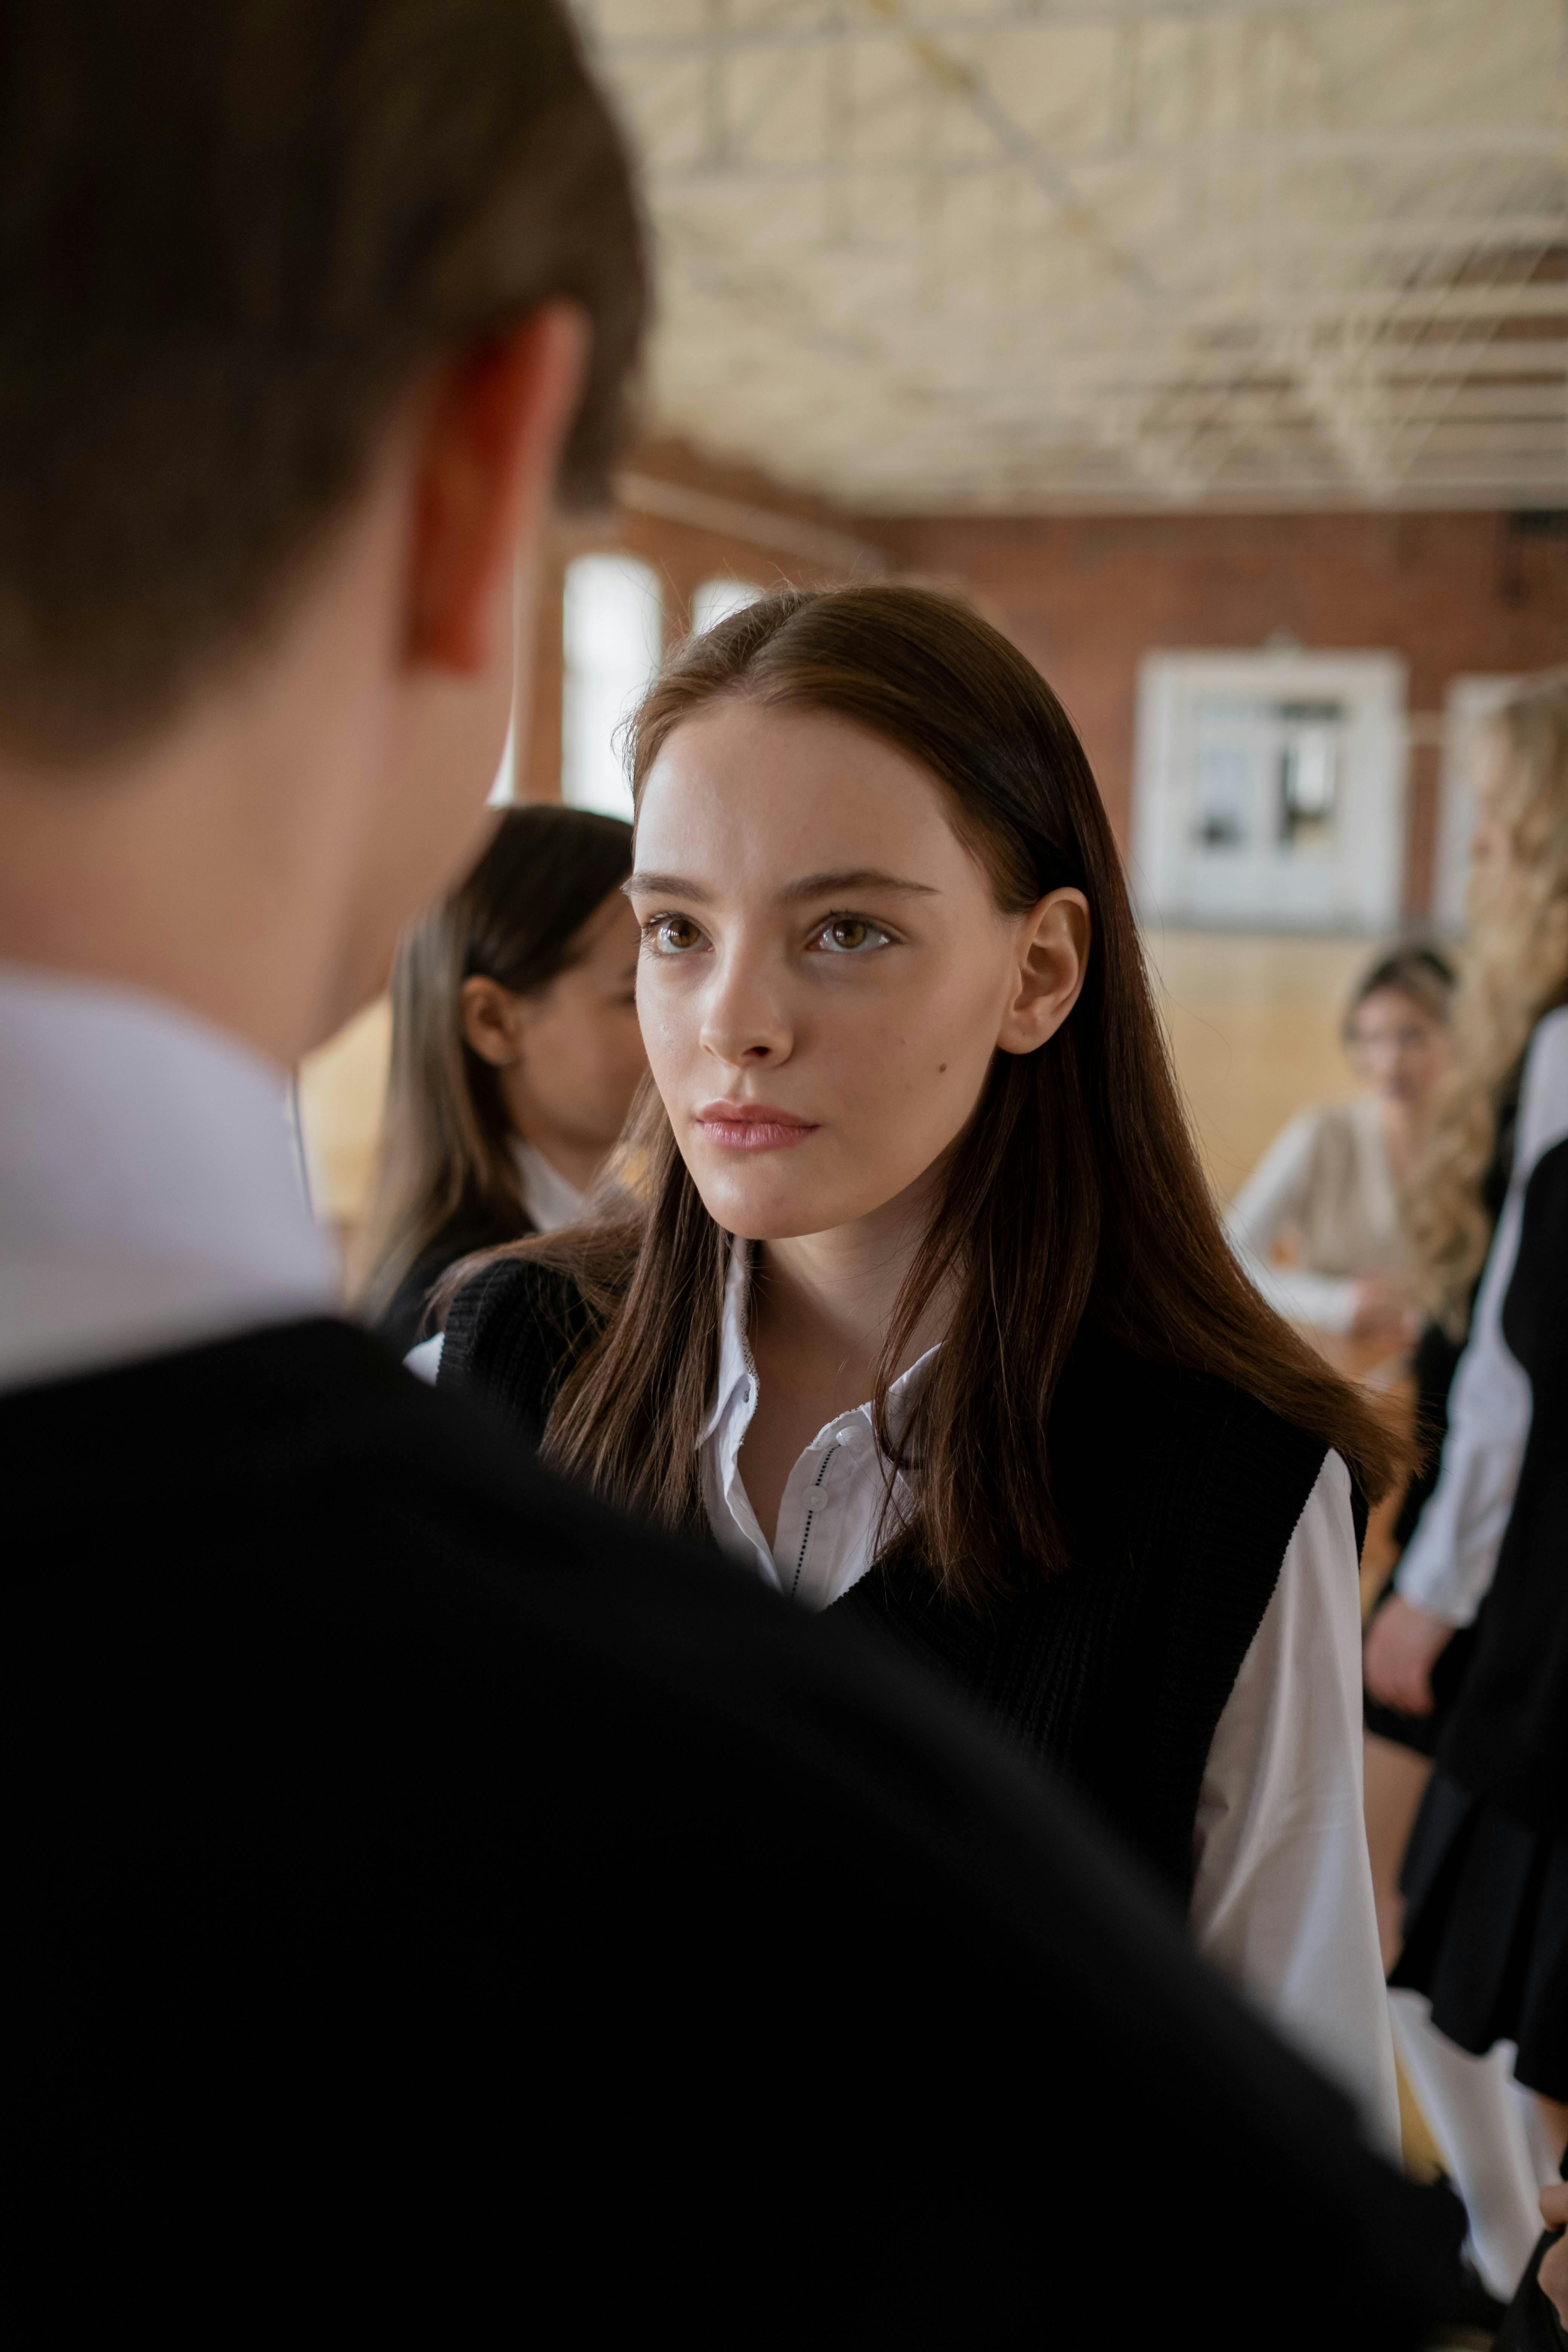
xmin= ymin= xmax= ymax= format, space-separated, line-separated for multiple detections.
xmin=1189 ymin=1453 xmax=1401 ymax=2157
xmin=1395 ymin=1007 xmax=1568 ymax=1626
xmin=1225 ymin=1112 xmax=1359 ymax=1334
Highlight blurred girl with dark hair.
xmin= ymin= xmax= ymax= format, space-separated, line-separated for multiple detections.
xmin=357 ymin=805 xmax=642 ymax=1357
xmin=1226 ymin=944 xmax=1454 ymax=1342
xmin=439 ymin=584 xmax=1403 ymax=2144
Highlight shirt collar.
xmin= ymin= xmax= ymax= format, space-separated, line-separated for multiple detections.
xmin=0 ymin=963 xmax=334 ymax=1390
xmin=695 ymin=1234 xmax=940 ymax=1451
xmin=512 ymin=1138 xmax=585 ymax=1236
xmin=696 ymin=1234 xmax=756 ymax=1448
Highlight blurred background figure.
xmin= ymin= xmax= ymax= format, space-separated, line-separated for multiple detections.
xmin=1361 ymin=672 xmax=1568 ymax=2305
xmin=357 ymin=807 xmax=641 ymax=1356
xmin=1225 ymin=945 xmax=1453 ymax=1341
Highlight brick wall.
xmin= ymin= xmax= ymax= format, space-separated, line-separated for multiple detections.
xmin=870 ymin=509 xmax=1568 ymax=914
xmin=521 ymin=450 xmax=1568 ymax=920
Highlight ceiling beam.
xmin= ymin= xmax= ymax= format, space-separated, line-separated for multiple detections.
xmin=596 ymin=0 xmax=1455 ymax=61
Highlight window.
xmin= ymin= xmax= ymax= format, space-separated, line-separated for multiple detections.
xmin=1133 ymin=653 xmax=1407 ymax=932
xmin=691 ymin=576 xmax=763 ymax=635
xmin=560 ymin=554 xmax=663 ymax=819
xmin=487 ymin=718 xmax=515 ymax=808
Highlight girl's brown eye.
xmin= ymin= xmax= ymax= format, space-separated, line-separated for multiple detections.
xmin=653 ymin=916 xmax=703 ymax=954
xmin=812 ymin=916 xmax=889 ymax=954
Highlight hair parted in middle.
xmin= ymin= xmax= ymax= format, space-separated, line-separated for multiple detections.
xmin=502 ymin=582 xmax=1400 ymax=1603
xmin=1342 ymin=943 xmax=1455 ymax=1043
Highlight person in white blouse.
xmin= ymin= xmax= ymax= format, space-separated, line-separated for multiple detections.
xmin=1225 ymin=945 xmax=1453 ymax=1342
xmin=439 ymin=581 xmax=1403 ymax=2154
xmin=1361 ymin=672 xmax=1568 ymax=2302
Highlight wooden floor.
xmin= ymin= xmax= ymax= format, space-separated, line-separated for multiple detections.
xmin=1143 ymin=928 xmax=1377 ymax=1204
xmin=297 ymin=927 xmax=1386 ymax=1229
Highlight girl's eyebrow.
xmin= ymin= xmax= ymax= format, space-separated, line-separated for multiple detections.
xmin=625 ymin=870 xmax=712 ymax=903
xmin=778 ymin=868 xmax=940 ymax=903
xmin=625 ymin=867 xmax=939 ymax=905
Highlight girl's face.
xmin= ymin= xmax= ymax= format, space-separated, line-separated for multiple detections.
xmin=1346 ymin=987 xmax=1449 ymax=1110
xmin=462 ymin=888 xmax=646 ymax=1158
xmin=629 ymin=699 xmax=1087 ymax=1243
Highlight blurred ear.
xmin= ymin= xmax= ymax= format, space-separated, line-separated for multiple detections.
xmin=996 ymin=888 xmax=1090 ymax=1056
xmin=405 ymin=303 xmax=588 ymax=674
xmin=460 ymin=976 xmax=526 ymax=1067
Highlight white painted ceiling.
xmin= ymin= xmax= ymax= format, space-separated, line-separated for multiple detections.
xmin=576 ymin=0 xmax=1568 ymax=511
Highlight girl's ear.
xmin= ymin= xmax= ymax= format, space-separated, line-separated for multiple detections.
xmin=996 ymin=888 xmax=1090 ymax=1057
xmin=460 ymin=975 xmax=524 ymax=1067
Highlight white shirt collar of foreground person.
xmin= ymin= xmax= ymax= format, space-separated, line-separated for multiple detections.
xmin=699 ymin=1236 xmax=1401 ymax=2161
xmin=0 ymin=963 xmax=334 ymax=1393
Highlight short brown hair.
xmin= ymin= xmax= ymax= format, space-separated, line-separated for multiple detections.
xmin=0 ymin=0 xmax=646 ymax=756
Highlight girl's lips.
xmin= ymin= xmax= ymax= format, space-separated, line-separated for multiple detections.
xmin=695 ymin=1104 xmax=819 ymax=1152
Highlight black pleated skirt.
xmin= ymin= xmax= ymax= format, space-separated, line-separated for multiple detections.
xmin=1391 ymin=1769 xmax=1568 ymax=2099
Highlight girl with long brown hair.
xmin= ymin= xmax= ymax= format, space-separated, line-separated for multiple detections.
xmin=439 ymin=584 xmax=1403 ymax=2142
xmin=357 ymin=804 xmax=642 ymax=1356
xmin=1362 ymin=672 xmax=1568 ymax=2285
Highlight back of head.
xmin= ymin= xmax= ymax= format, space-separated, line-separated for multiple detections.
xmin=0 ymin=0 xmax=643 ymax=759
xmin=359 ymin=804 xmax=634 ymax=1320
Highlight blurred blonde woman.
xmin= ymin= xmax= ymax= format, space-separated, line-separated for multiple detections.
xmin=357 ymin=806 xmax=644 ymax=1357
xmin=1362 ymin=672 xmax=1568 ymax=2300
xmin=1226 ymin=945 xmax=1454 ymax=1340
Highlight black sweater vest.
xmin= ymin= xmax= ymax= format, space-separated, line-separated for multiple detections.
xmin=443 ymin=1257 xmax=1346 ymax=1899
xmin=1437 ymin=1136 xmax=1568 ymax=1836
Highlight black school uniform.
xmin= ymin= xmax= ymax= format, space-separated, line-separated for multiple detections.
xmin=1387 ymin=1010 xmax=1568 ymax=2099
xmin=8 ymin=1314 xmax=1466 ymax=2336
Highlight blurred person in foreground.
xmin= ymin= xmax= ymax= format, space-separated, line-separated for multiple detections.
xmin=1494 ymin=2165 xmax=1568 ymax=2352
xmin=0 ymin=0 xmax=1464 ymax=2332
xmin=1226 ymin=944 xmax=1453 ymax=1343
xmin=1363 ymin=674 xmax=1568 ymax=2307
xmin=357 ymin=804 xmax=641 ymax=1358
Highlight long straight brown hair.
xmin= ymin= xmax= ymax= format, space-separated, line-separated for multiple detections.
xmin=520 ymin=584 xmax=1399 ymax=1602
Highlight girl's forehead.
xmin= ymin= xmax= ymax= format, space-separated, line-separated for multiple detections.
xmin=1352 ymin=989 xmax=1434 ymax=1029
xmin=637 ymin=710 xmax=973 ymax=874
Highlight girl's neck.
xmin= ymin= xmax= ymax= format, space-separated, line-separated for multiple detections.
xmin=751 ymin=1166 xmax=948 ymax=1401
xmin=512 ymin=1124 xmax=602 ymax=1199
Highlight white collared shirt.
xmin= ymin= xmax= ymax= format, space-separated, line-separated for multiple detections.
xmin=700 ymin=1240 xmax=1401 ymax=2154
xmin=1395 ymin=1004 xmax=1568 ymax=1626
xmin=514 ymin=1139 xmax=585 ymax=1239
xmin=1224 ymin=1094 xmax=1404 ymax=1335
xmin=0 ymin=964 xmax=334 ymax=1392
xmin=404 ymin=1140 xmax=584 ymax=1384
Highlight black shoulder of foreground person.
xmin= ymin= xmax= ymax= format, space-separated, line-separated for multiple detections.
xmin=6 ymin=1311 xmax=1462 ymax=2336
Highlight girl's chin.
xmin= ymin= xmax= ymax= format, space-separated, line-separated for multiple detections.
xmin=691 ymin=1171 xmax=861 ymax=1244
